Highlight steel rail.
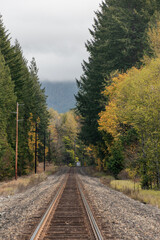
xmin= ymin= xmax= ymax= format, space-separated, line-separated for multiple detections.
xmin=30 ymin=175 xmax=67 ymax=240
xmin=77 ymin=180 xmax=104 ymax=240
xmin=29 ymin=171 xmax=103 ymax=240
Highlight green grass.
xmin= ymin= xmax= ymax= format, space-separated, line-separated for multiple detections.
xmin=110 ymin=180 xmax=160 ymax=208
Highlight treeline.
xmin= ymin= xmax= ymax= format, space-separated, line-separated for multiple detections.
xmin=0 ymin=16 xmax=48 ymax=179
xmin=48 ymin=109 xmax=95 ymax=166
xmin=76 ymin=0 xmax=160 ymax=189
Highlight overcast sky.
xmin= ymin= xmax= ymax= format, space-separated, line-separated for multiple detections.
xmin=0 ymin=0 xmax=101 ymax=82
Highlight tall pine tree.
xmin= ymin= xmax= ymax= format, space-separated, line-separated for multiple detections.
xmin=75 ymin=0 xmax=156 ymax=156
xmin=0 ymin=51 xmax=16 ymax=179
xmin=0 ymin=15 xmax=49 ymax=177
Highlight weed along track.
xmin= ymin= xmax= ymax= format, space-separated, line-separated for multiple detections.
xmin=29 ymin=168 xmax=104 ymax=240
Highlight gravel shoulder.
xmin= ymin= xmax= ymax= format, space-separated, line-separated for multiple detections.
xmin=78 ymin=171 xmax=160 ymax=240
xmin=1 ymin=167 xmax=160 ymax=240
xmin=0 ymin=168 xmax=68 ymax=240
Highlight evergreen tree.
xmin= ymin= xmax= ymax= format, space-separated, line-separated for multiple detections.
xmin=13 ymin=42 xmax=34 ymax=175
xmin=0 ymin=15 xmax=49 ymax=178
xmin=29 ymin=58 xmax=49 ymax=164
xmin=0 ymin=51 xmax=16 ymax=179
xmin=0 ymin=18 xmax=29 ymax=175
xmin=0 ymin=16 xmax=25 ymax=99
xmin=75 ymin=0 xmax=156 ymax=154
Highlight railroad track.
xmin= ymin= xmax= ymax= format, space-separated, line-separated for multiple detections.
xmin=29 ymin=168 xmax=103 ymax=240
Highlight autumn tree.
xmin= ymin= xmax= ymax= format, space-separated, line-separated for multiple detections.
xmin=29 ymin=58 xmax=49 ymax=165
xmin=48 ymin=109 xmax=82 ymax=166
xmin=75 ymin=0 xmax=156 ymax=163
xmin=116 ymin=62 xmax=160 ymax=188
xmin=98 ymin=73 xmax=128 ymax=177
xmin=48 ymin=108 xmax=63 ymax=164
xmin=99 ymin=58 xmax=160 ymax=187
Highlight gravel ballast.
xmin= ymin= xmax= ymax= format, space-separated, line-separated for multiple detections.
xmin=78 ymin=171 xmax=160 ymax=240
xmin=1 ymin=168 xmax=160 ymax=240
xmin=0 ymin=168 xmax=68 ymax=240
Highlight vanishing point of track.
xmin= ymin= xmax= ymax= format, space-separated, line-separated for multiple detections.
xmin=29 ymin=168 xmax=103 ymax=240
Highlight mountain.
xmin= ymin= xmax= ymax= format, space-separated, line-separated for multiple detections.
xmin=41 ymin=81 xmax=78 ymax=113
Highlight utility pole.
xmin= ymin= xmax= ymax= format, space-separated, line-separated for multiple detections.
xmin=35 ymin=122 xmax=38 ymax=174
xmin=74 ymin=137 xmax=75 ymax=163
xmin=13 ymin=102 xmax=24 ymax=180
xmin=15 ymin=102 xmax=19 ymax=180
xmin=44 ymin=131 xmax=46 ymax=171
xmin=48 ymin=130 xmax=51 ymax=163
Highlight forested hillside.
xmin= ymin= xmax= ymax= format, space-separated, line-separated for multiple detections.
xmin=2 ymin=0 xmax=160 ymax=191
xmin=0 ymin=16 xmax=48 ymax=179
xmin=76 ymin=0 xmax=160 ymax=189
xmin=41 ymin=81 xmax=77 ymax=113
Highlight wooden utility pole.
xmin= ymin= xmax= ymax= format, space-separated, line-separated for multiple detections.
xmin=15 ymin=102 xmax=19 ymax=180
xmin=44 ymin=131 xmax=46 ymax=171
xmin=35 ymin=122 xmax=38 ymax=174
xmin=74 ymin=137 xmax=76 ymax=163
xmin=48 ymin=131 xmax=51 ymax=163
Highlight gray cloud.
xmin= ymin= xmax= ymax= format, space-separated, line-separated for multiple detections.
xmin=1 ymin=0 xmax=101 ymax=82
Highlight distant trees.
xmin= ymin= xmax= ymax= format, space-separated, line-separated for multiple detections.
xmin=0 ymin=15 xmax=48 ymax=179
xmin=48 ymin=109 xmax=96 ymax=166
xmin=48 ymin=109 xmax=79 ymax=165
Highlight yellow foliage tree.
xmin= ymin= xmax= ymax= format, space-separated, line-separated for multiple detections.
xmin=99 ymin=73 xmax=127 ymax=139
xmin=148 ymin=17 xmax=160 ymax=57
xmin=99 ymin=57 xmax=160 ymax=187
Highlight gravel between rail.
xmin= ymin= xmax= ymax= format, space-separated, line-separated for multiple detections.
xmin=78 ymin=169 xmax=160 ymax=240
xmin=1 ymin=167 xmax=160 ymax=240
xmin=0 ymin=168 xmax=68 ymax=240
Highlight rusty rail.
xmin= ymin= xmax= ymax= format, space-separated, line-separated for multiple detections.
xmin=77 ymin=180 xmax=103 ymax=240
xmin=29 ymin=169 xmax=103 ymax=240
xmin=30 ymin=175 xmax=67 ymax=240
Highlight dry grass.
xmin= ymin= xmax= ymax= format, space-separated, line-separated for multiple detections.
xmin=83 ymin=166 xmax=97 ymax=176
xmin=0 ymin=173 xmax=47 ymax=196
xmin=110 ymin=180 xmax=160 ymax=208
xmin=45 ymin=165 xmax=59 ymax=176
xmin=37 ymin=162 xmax=58 ymax=174
xmin=100 ymin=175 xmax=115 ymax=185
xmin=86 ymin=168 xmax=160 ymax=209
xmin=110 ymin=180 xmax=141 ymax=192
xmin=84 ymin=167 xmax=115 ymax=185
xmin=0 ymin=163 xmax=58 ymax=196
